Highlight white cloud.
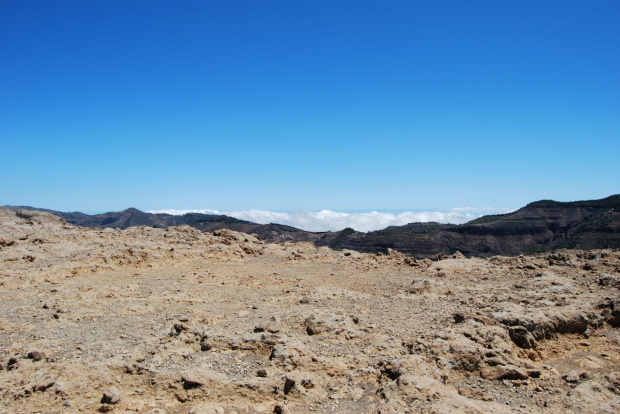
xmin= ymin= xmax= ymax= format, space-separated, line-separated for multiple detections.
xmin=148 ymin=207 xmax=512 ymax=233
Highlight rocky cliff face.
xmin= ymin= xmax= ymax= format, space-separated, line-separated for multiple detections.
xmin=328 ymin=195 xmax=620 ymax=258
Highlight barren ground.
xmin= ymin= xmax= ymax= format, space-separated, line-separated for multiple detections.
xmin=1 ymin=207 xmax=619 ymax=413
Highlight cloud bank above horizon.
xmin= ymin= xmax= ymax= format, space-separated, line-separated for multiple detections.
xmin=147 ymin=207 xmax=513 ymax=232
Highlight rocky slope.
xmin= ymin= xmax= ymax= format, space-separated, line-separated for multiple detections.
xmin=8 ymin=195 xmax=620 ymax=258
xmin=1 ymin=206 xmax=620 ymax=413
xmin=329 ymin=195 xmax=620 ymax=257
xmin=4 ymin=206 xmax=326 ymax=244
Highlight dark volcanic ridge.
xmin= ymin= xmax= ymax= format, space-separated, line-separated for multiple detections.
xmin=6 ymin=194 xmax=620 ymax=258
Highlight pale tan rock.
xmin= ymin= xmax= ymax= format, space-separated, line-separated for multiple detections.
xmin=101 ymin=385 xmax=121 ymax=404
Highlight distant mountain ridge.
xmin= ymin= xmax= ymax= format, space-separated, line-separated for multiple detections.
xmin=4 ymin=205 xmax=323 ymax=243
xmin=6 ymin=194 xmax=620 ymax=258
xmin=327 ymin=195 xmax=620 ymax=257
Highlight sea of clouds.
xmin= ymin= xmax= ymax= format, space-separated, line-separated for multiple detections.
xmin=147 ymin=207 xmax=513 ymax=233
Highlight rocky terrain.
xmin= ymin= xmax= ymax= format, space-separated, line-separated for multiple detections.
xmin=330 ymin=195 xmax=620 ymax=257
xmin=1 ymin=206 xmax=620 ymax=413
xmin=3 ymin=207 xmax=322 ymax=245
xmin=9 ymin=194 xmax=620 ymax=258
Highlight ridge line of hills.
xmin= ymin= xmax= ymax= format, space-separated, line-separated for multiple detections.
xmin=5 ymin=194 xmax=619 ymax=258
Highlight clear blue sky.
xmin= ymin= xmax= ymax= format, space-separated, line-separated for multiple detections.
xmin=1 ymin=1 xmax=618 ymax=213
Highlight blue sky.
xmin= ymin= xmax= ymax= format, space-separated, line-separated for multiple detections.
xmin=1 ymin=1 xmax=618 ymax=215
